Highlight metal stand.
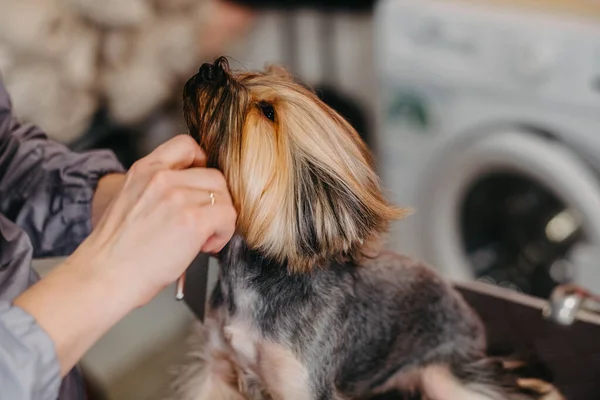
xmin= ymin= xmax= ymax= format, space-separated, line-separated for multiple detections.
xmin=456 ymin=281 xmax=600 ymax=400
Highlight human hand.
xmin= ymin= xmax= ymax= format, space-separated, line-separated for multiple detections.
xmin=73 ymin=134 xmax=237 ymax=305
xmin=15 ymin=134 xmax=236 ymax=376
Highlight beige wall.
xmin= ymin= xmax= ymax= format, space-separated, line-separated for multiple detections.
xmin=454 ymin=0 xmax=600 ymax=17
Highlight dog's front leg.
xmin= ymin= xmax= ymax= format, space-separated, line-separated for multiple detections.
xmin=168 ymin=320 xmax=247 ymax=400
xmin=256 ymin=341 xmax=350 ymax=400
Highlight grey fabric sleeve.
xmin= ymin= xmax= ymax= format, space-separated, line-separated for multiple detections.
xmin=0 ymin=74 xmax=125 ymax=258
xmin=0 ymin=302 xmax=61 ymax=400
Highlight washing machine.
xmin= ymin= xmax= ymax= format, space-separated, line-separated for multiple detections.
xmin=374 ymin=0 xmax=600 ymax=299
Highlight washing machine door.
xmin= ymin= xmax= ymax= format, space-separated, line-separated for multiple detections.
xmin=418 ymin=129 xmax=600 ymax=298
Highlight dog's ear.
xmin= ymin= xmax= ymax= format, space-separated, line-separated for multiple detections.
xmin=264 ymin=64 xmax=294 ymax=80
xmin=291 ymin=148 xmax=408 ymax=270
xmin=280 ymin=101 xmax=407 ymax=271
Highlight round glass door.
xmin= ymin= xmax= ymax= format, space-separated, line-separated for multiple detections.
xmin=418 ymin=129 xmax=600 ymax=298
xmin=460 ymin=172 xmax=586 ymax=298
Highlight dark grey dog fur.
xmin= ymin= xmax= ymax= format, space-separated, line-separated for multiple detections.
xmin=205 ymin=235 xmax=534 ymax=400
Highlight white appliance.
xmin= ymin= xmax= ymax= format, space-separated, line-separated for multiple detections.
xmin=374 ymin=0 xmax=600 ymax=298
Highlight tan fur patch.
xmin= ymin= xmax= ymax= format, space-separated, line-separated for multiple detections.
xmin=256 ymin=341 xmax=312 ymax=400
xmin=224 ymin=318 xmax=259 ymax=368
xmin=517 ymin=379 xmax=565 ymax=400
xmin=168 ymin=321 xmax=246 ymax=400
xmin=371 ymin=367 xmax=422 ymax=395
xmin=421 ymin=365 xmax=496 ymax=400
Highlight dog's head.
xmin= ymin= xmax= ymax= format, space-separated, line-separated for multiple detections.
xmin=183 ymin=57 xmax=406 ymax=272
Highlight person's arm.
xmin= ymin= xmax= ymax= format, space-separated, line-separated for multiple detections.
xmin=14 ymin=135 xmax=237 ymax=377
xmin=0 ymin=75 xmax=125 ymax=257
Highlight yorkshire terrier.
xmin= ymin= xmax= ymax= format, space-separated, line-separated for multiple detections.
xmin=169 ymin=57 xmax=562 ymax=400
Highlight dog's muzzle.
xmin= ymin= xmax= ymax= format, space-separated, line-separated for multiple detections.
xmin=194 ymin=60 xmax=228 ymax=87
xmin=198 ymin=63 xmax=216 ymax=82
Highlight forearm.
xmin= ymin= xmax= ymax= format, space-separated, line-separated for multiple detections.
xmin=92 ymin=173 xmax=126 ymax=227
xmin=13 ymin=249 xmax=140 ymax=376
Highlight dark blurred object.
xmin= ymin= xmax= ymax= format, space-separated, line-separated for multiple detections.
xmin=69 ymin=103 xmax=183 ymax=169
xmin=226 ymin=0 xmax=376 ymax=12
xmin=317 ymin=86 xmax=370 ymax=148
xmin=69 ymin=108 xmax=142 ymax=169
xmin=461 ymin=172 xmax=584 ymax=299
xmin=313 ymin=12 xmax=371 ymax=149
xmin=182 ymin=253 xmax=211 ymax=322
xmin=82 ymin=369 xmax=109 ymax=400
xmin=457 ymin=281 xmax=600 ymax=400
xmin=280 ymin=10 xmax=372 ymax=149
xmin=367 ymin=392 xmax=419 ymax=400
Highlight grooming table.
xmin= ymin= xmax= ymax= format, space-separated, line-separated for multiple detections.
xmin=455 ymin=281 xmax=600 ymax=400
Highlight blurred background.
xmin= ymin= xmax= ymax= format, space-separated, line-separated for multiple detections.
xmin=3 ymin=0 xmax=600 ymax=398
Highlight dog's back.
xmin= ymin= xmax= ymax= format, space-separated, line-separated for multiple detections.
xmin=333 ymin=250 xmax=560 ymax=400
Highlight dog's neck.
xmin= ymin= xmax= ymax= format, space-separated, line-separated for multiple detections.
xmin=218 ymin=234 xmax=313 ymax=282
xmin=210 ymin=235 xmax=357 ymax=318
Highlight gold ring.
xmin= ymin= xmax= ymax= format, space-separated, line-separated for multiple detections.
xmin=209 ymin=191 xmax=215 ymax=206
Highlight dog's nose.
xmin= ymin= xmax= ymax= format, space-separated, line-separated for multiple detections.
xmin=198 ymin=63 xmax=216 ymax=83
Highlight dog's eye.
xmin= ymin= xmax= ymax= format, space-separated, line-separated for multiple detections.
xmin=258 ymin=101 xmax=275 ymax=122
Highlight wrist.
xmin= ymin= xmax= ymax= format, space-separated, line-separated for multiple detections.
xmin=69 ymin=241 xmax=155 ymax=309
xmin=68 ymin=250 xmax=145 ymax=309
xmin=72 ymin=235 xmax=168 ymax=308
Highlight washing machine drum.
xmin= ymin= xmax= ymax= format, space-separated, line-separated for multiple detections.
xmin=419 ymin=129 xmax=600 ymax=298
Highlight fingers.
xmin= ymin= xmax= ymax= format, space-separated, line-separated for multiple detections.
xmin=154 ymin=168 xmax=231 ymax=201
xmin=162 ymin=188 xmax=223 ymax=211
xmin=157 ymin=185 xmax=236 ymax=253
xmin=144 ymin=134 xmax=207 ymax=170
xmin=200 ymin=235 xmax=222 ymax=254
xmin=193 ymin=203 xmax=237 ymax=253
xmin=124 ymin=134 xmax=236 ymax=254
xmin=132 ymin=168 xmax=232 ymax=215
